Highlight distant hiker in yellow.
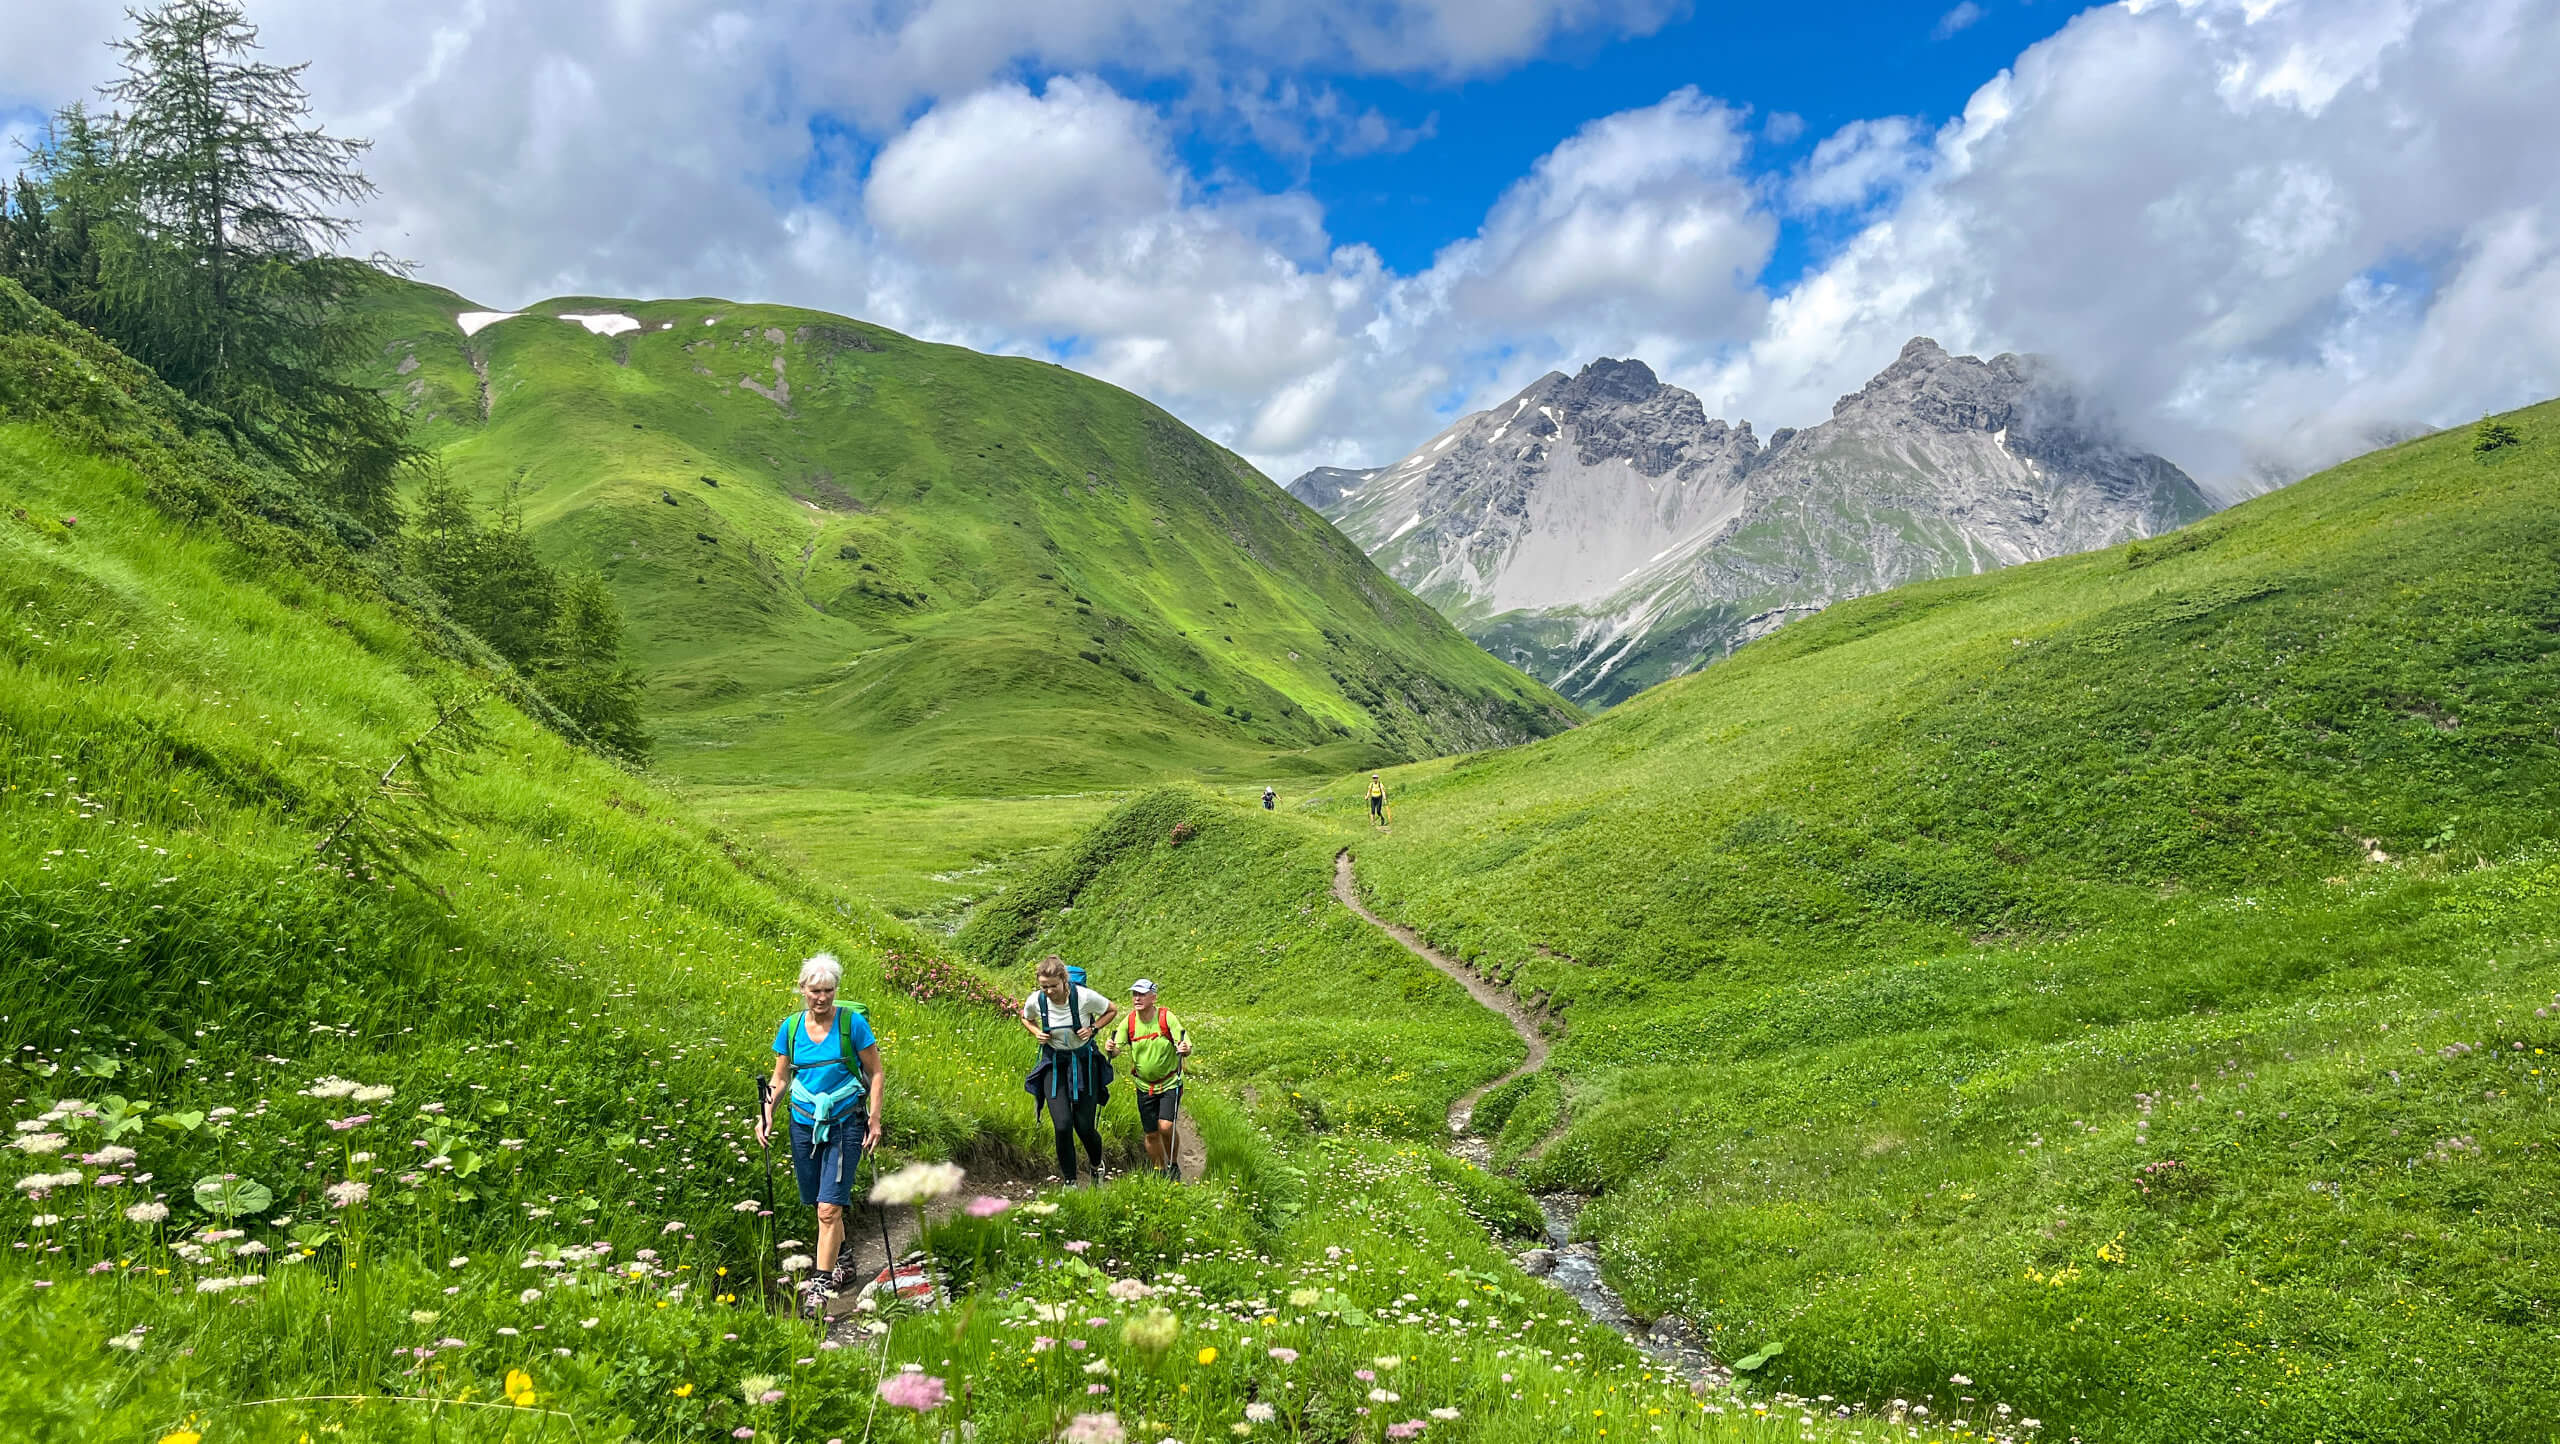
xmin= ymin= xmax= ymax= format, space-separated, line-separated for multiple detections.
xmin=1021 ymin=955 xmax=1116 ymax=1186
xmin=1105 ymin=977 xmax=1192 ymax=1180
xmin=1368 ymin=772 xmax=1387 ymax=827
xmin=755 ymin=953 xmax=883 ymax=1316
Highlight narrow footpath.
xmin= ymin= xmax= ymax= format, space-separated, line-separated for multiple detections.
xmin=1329 ymin=848 xmax=1728 ymax=1389
xmin=1330 ymin=848 xmax=1547 ymax=1157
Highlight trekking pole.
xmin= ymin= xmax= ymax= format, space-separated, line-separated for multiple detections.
xmin=754 ymin=1077 xmax=777 ymax=1210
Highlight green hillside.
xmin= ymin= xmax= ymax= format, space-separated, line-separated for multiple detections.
xmin=360 ymin=280 xmax=1575 ymax=805
xmin=1005 ymin=407 xmax=2560 ymax=1441
xmin=2 ymin=279 xmax=1968 ymax=1444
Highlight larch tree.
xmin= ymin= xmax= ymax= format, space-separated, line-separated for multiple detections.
xmin=96 ymin=0 xmax=414 ymax=528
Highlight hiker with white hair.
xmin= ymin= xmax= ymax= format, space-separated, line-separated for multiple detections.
xmin=756 ymin=952 xmax=882 ymax=1314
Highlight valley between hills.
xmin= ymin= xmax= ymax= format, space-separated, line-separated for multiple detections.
xmin=5 ymin=261 xmax=2556 ymax=1444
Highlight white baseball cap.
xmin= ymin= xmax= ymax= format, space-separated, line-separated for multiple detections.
xmin=1130 ymin=978 xmax=1157 ymax=994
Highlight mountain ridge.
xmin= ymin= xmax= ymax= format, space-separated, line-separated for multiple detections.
xmin=1293 ymin=338 xmax=2213 ymax=705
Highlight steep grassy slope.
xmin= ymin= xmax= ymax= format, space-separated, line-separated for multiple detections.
xmin=1036 ymin=408 xmax=2560 ymax=1442
xmin=362 ymin=281 xmax=1575 ymax=802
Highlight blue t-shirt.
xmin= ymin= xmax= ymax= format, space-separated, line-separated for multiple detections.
xmin=773 ymin=1010 xmax=877 ymax=1125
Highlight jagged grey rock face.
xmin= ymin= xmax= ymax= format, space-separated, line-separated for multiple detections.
xmin=1290 ymin=338 xmax=2214 ymax=707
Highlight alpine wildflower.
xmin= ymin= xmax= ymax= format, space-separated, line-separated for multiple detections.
xmin=868 ymin=1161 xmax=965 ymax=1205
xmin=1060 ymin=1413 xmax=1126 ymax=1444
xmin=878 ymin=1370 xmax=949 ymax=1410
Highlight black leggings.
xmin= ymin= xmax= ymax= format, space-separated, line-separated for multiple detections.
xmin=1050 ymin=1094 xmax=1104 ymax=1180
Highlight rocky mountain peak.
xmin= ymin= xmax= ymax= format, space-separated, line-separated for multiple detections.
xmin=1834 ymin=336 xmax=2034 ymax=435
xmin=1293 ymin=334 xmax=2214 ymax=709
xmin=1285 ymin=464 xmax=1374 ymax=512
xmin=1560 ymin=356 xmax=1663 ymax=407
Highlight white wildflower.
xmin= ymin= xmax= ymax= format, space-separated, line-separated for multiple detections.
xmin=868 ymin=1161 xmax=965 ymax=1205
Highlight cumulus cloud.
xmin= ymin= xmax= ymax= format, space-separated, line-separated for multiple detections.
xmin=1695 ymin=0 xmax=2560 ymax=493
xmin=1787 ymin=116 xmax=1928 ymax=215
xmin=3 ymin=0 xmax=2556 ymax=498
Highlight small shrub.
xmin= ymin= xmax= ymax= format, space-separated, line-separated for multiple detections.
xmin=1169 ymin=821 xmax=1196 ymax=845
xmin=2473 ymin=417 xmax=2522 ymax=455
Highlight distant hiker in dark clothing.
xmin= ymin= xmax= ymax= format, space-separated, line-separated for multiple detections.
xmin=1262 ymin=785 xmax=1276 ymax=811
xmin=1105 ymin=977 xmax=1191 ymax=1180
xmin=1022 ymin=955 xmax=1116 ymax=1186
xmin=1368 ymin=773 xmax=1387 ymax=826
xmin=755 ymin=952 xmax=882 ymax=1313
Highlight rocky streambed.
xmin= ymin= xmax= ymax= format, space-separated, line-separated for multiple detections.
xmin=1519 ymin=1192 xmax=1729 ymax=1389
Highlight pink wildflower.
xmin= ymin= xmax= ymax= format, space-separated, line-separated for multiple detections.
xmin=966 ymin=1195 xmax=1011 ymax=1217
xmin=1060 ymin=1412 xmax=1125 ymax=1444
xmin=878 ymin=1372 xmax=947 ymax=1411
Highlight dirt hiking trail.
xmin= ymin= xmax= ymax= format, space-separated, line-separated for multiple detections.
xmin=1331 ymin=850 xmax=1549 ymax=1151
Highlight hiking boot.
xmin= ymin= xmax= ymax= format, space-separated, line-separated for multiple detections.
xmin=797 ymin=1276 xmax=833 ymax=1319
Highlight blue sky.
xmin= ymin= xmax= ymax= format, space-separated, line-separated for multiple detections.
xmin=1163 ymin=0 xmax=2081 ymax=285
xmin=5 ymin=0 xmax=2557 ymax=489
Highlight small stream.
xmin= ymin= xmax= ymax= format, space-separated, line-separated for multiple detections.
xmin=1342 ymin=849 xmax=1727 ymax=1390
xmin=1524 ymin=1192 xmax=1727 ymax=1387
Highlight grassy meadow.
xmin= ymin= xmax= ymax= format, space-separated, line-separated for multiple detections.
xmin=2 ymin=280 xmax=2022 ymax=1444
xmin=358 ymin=280 xmax=1576 ymax=808
xmin=682 ymin=786 xmax=1127 ymax=925
xmin=990 ymin=406 xmax=2560 ymax=1442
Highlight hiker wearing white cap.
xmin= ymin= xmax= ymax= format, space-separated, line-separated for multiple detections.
xmin=1105 ymin=977 xmax=1191 ymax=1180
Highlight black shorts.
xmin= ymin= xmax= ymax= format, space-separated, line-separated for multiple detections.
xmin=1137 ymin=1085 xmax=1182 ymax=1130
xmin=1369 ymin=796 xmax=1384 ymax=814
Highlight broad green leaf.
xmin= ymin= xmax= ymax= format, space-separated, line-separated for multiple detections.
xmin=1731 ymin=1342 xmax=1785 ymax=1372
xmin=193 ymin=1174 xmax=273 ymax=1217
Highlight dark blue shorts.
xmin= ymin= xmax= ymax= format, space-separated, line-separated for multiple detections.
xmin=789 ymin=1120 xmax=860 ymax=1208
xmin=1137 ymin=1084 xmax=1182 ymax=1131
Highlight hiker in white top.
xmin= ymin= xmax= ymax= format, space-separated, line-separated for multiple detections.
xmin=1020 ymin=955 xmax=1116 ymax=1185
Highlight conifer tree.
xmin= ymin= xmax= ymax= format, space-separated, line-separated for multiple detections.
xmin=0 ymin=107 xmax=120 ymax=331
xmin=37 ymin=0 xmax=418 ymax=529
xmin=538 ymin=570 xmax=650 ymax=758
xmin=102 ymin=0 xmax=372 ymax=398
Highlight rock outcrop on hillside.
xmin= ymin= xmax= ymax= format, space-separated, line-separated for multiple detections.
xmin=1290 ymin=339 xmax=2213 ymax=706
